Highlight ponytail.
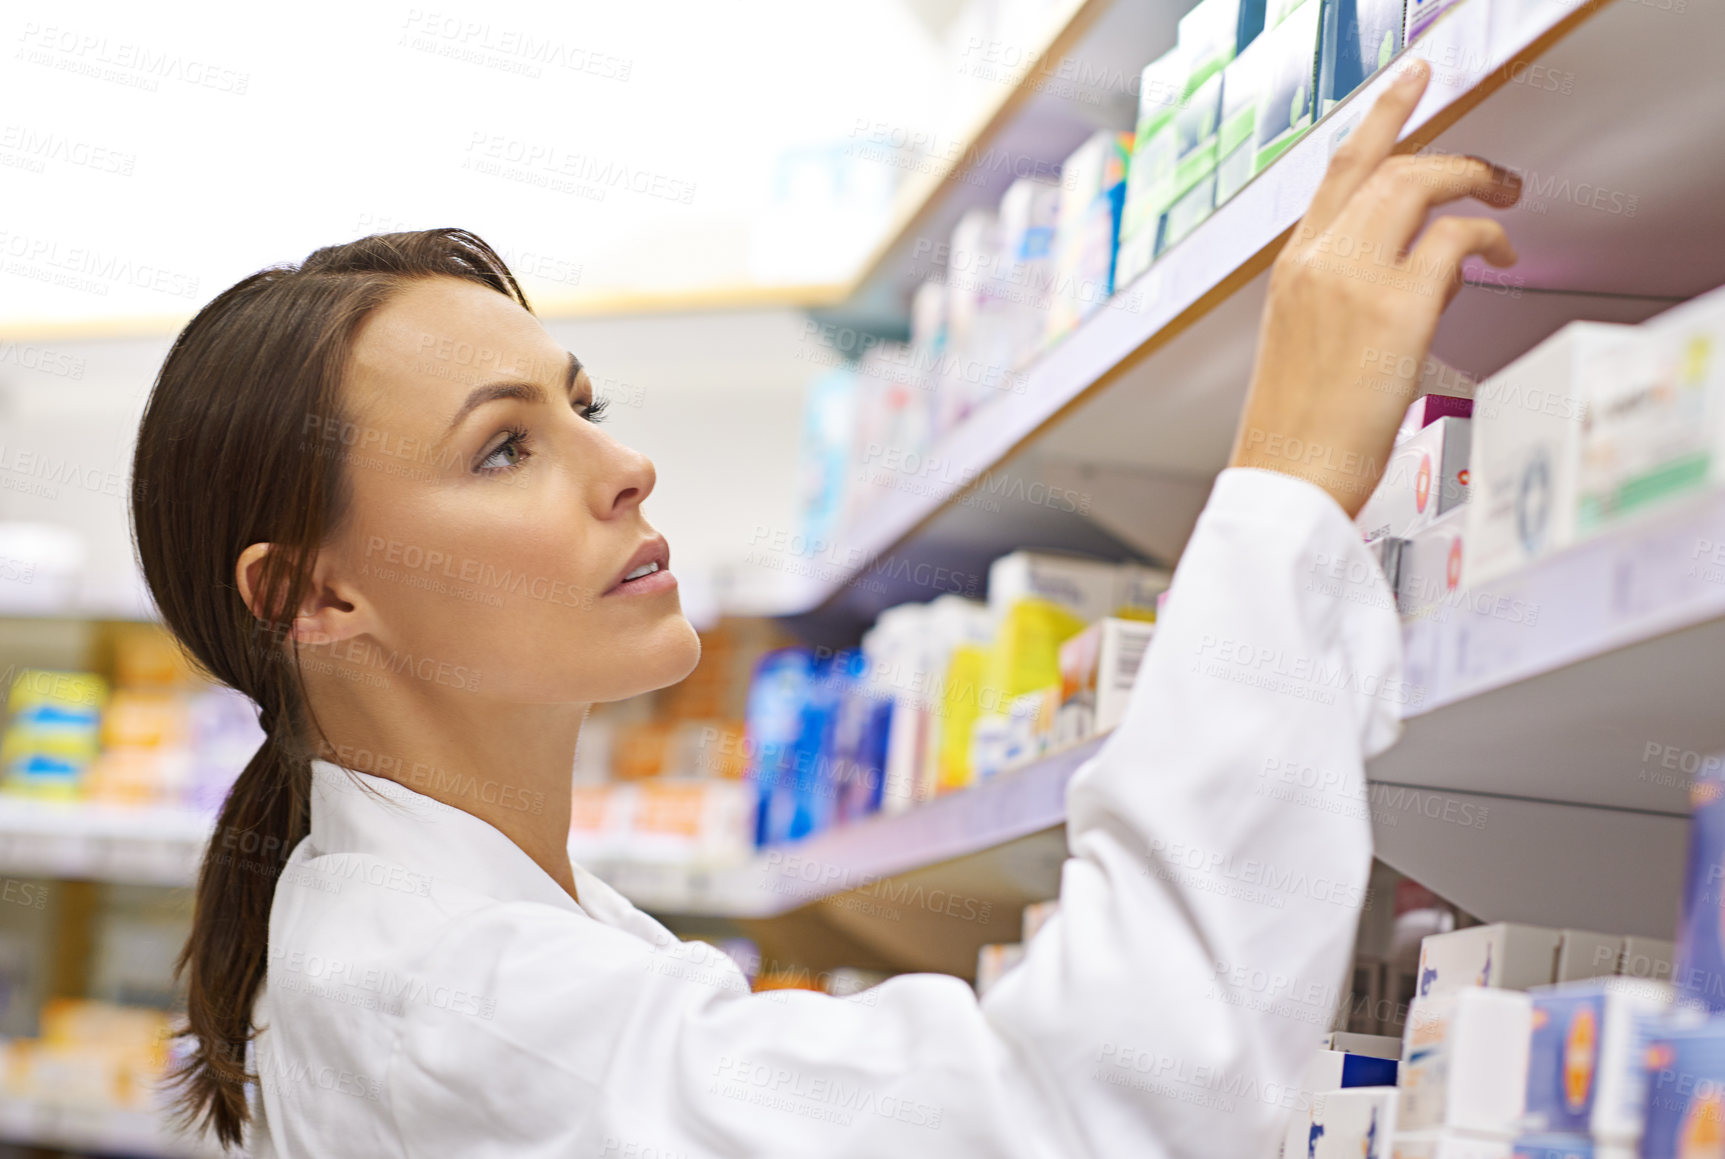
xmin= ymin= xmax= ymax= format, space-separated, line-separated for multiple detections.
xmin=168 ymin=723 xmax=309 ymax=1144
xmin=129 ymin=228 xmax=530 ymax=1149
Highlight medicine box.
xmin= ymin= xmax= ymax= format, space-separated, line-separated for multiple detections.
xmin=1522 ymin=978 xmax=1671 ymax=1140
xmin=1215 ymin=35 xmax=1270 ymax=207
xmin=1577 ymin=287 xmax=1725 ymax=539
xmin=1416 ymin=924 xmax=1562 ymax=1000
xmin=1114 ymin=563 xmax=1172 ymax=618
xmin=1178 ymin=0 xmax=1270 ymax=86
xmin=1055 ymin=617 xmax=1154 ymax=742
xmin=1329 ymin=1031 xmax=1403 ymax=1058
xmin=1311 ymin=1087 xmax=1399 ymax=1157
xmin=988 ymin=551 xmax=1122 ymax=625
xmin=1510 ymin=1137 xmax=1635 ymax=1159
xmin=1118 ymin=48 xmax=1188 ymax=262
xmin=1320 ymin=0 xmax=1405 ymax=114
xmin=1465 ymin=322 xmax=1630 ymax=589
xmin=1554 ymin=930 xmax=1622 ymax=984
xmin=1677 ymin=772 xmax=1725 ymax=1012
xmin=1253 ymin=0 xmax=1324 ymax=173
xmin=1399 ymin=394 xmax=1474 ymax=442
xmin=1641 ymin=1022 xmax=1725 ymax=1158
xmin=1356 ymin=416 xmax=1471 ymax=543
xmin=1404 ymin=0 xmax=1466 ymax=42
xmin=1159 ymin=71 xmax=1223 ymax=255
xmin=1393 ymin=1132 xmax=1513 ymax=1158
xmin=1400 ymin=988 xmax=1533 ymax=1136
xmin=1045 ymin=131 xmax=1132 ymax=342
xmin=1394 ymin=508 xmax=1465 ymax=621
xmin=1620 ymin=936 xmax=1676 ymax=982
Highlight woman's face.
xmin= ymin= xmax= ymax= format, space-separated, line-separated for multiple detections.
xmin=306 ymin=275 xmax=700 ymax=705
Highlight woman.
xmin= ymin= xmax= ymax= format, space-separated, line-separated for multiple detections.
xmin=132 ymin=62 xmax=1517 ymax=1158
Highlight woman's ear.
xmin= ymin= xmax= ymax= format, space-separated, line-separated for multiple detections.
xmin=235 ymin=542 xmax=365 ymax=648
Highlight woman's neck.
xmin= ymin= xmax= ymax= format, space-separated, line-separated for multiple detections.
xmin=303 ymin=677 xmax=586 ymax=902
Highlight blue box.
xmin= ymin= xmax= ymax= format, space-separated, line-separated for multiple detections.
xmin=1676 ymin=774 xmax=1725 ymax=1012
xmin=1523 ymin=979 xmax=1669 ymax=1141
xmin=1642 ymin=1023 xmax=1725 ymax=1159
xmin=1320 ymin=0 xmax=1405 ymax=115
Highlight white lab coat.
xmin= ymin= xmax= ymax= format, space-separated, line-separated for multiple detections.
xmin=247 ymin=468 xmax=1404 ymax=1158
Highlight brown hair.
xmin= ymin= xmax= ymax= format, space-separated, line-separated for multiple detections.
xmin=130 ymin=229 xmax=529 ymax=1148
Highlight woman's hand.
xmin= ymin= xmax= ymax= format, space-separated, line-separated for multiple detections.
xmin=1228 ymin=58 xmax=1522 ymax=518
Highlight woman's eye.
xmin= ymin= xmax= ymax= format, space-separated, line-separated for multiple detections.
xmin=478 ymin=431 xmax=529 ymax=473
xmin=580 ymin=397 xmax=609 ymax=423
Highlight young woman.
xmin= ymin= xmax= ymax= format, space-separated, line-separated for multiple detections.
xmin=132 ymin=63 xmax=1517 ymax=1158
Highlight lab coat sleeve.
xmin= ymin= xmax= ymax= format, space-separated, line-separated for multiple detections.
xmin=389 ymin=467 xmax=1406 ymax=1159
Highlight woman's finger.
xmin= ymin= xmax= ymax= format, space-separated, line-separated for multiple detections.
xmin=1405 ymin=214 xmax=1519 ymax=306
xmin=1344 ymin=154 xmax=1522 ymax=258
xmin=1299 ymin=59 xmax=1431 ymax=237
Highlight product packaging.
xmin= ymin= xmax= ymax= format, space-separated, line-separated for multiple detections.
xmin=1215 ymin=33 xmax=1272 ymax=207
xmin=1641 ymin=1021 xmax=1725 ymax=1158
xmin=1400 ymin=394 xmax=1475 ymax=441
xmin=1114 ymin=563 xmax=1173 ymax=619
xmin=1356 ymin=416 xmax=1471 ymax=542
xmin=1001 ymin=686 xmax=1058 ymax=769
xmin=1178 ymin=0 xmax=1270 ymax=85
xmin=1252 ymin=0 xmax=1325 ymax=174
xmin=945 ymin=209 xmax=1012 ymax=420
xmin=1576 ymin=287 xmax=1725 ymax=539
xmin=1404 ymin=0 xmax=1466 ymax=43
xmin=1465 ymin=322 xmax=1630 ymax=589
xmin=1160 ymin=71 xmax=1224 ymax=254
xmin=1676 ymin=769 xmax=1725 ymax=1012
xmin=997 ymin=176 xmax=1063 ymax=370
xmin=1620 ymin=936 xmax=1677 ymax=982
xmin=1045 ymin=131 xmax=1133 ymax=343
xmin=1416 ymin=924 xmax=1563 ymax=1000
xmin=1553 ymin=930 xmax=1624 ymax=984
xmin=0 ymin=670 xmax=108 ymax=798
xmin=1522 ymin=978 xmax=1673 ymax=1141
xmin=1394 ymin=508 xmax=1465 ymax=621
xmin=1329 ymin=1031 xmax=1404 ymax=1058
xmin=988 ymin=551 xmax=1123 ymax=624
xmin=1117 ymin=47 xmax=1189 ymax=286
xmin=1054 ymin=618 xmax=1154 ymax=744
xmin=1510 ymin=1136 xmax=1635 ymax=1159
xmin=1394 ymin=1132 xmax=1514 ymax=1158
xmin=1320 ymin=0 xmax=1405 ymax=114
xmin=1400 ymin=987 xmax=1533 ymax=1136
xmin=1310 ymin=1086 xmax=1399 ymax=1157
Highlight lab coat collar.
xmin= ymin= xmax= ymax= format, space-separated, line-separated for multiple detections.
xmin=306 ymin=759 xmax=585 ymax=917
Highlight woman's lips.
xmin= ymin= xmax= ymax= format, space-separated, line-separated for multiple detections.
xmin=605 ymin=536 xmax=674 ymax=596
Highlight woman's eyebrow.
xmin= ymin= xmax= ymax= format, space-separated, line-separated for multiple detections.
xmin=436 ymin=352 xmax=582 ymax=445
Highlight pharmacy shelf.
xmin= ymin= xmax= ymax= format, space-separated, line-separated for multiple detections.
xmin=756 ymin=0 xmax=1725 ymax=637
xmin=629 ymin=485 xmax=1725 ymax=947
xmin=0 ymin=1094 xmax=223 ymax=1158
xmin=0 ymin=798 xmax=214 ymax=887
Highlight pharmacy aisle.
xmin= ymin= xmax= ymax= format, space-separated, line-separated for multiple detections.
xmin=1 ymin=0 xmax=1724 ymax=1155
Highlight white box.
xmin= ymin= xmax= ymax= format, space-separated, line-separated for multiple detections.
xmin=1357 ymin=416 xmax=1471 ymax=542
xmin=1466 ymin=322 xmax=1631 ymax=588
xmin=1577 ymin=287 xmax=1725 ymax=539
xmin=1312 ymin=1087 xmax=1400 ymax=1157
xmin=1328 ymin=1032 xmax=1403 ymax=1059
xmin=1395 ymin=508 xmax=1466 ymax=621
xmin=1618 ymin=935 xmax=1676 ymax=981
xmin=986 ymin=551 xmax=1122 ymax=624
xmin=1399 ymin=988 xmax=1532 ymax=1136
xmin=1114 ymin=563 xmax=1173 ymax=617
xmin=1391 ymin=1131 xmax=1512 ymax=1158
xmin=1507 ymin=1137 xmax=1636 ymax=1159
xmin=1055 ymin=617 xmax=1154 ymax=741
xmin=1554 ymin=929 xmax=1623 ymax=983
xmin=1417 ymin=924 xmax=1562 ymax=999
